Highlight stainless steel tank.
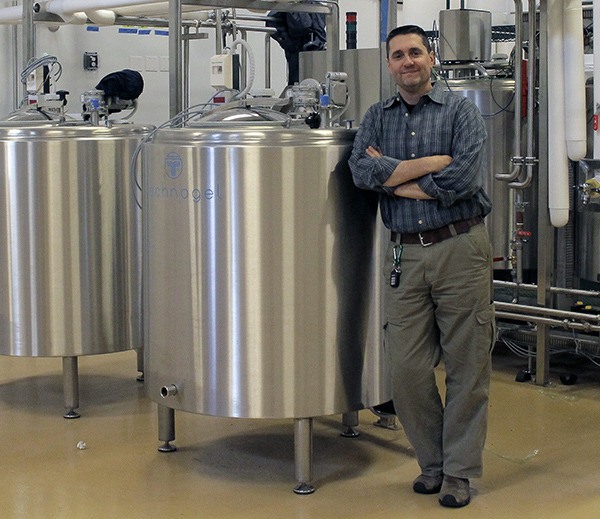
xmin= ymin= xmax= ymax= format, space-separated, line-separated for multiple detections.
xmin=443 ymin=77 xmax=537 ymax=275
xmin=0 ymin=123 xmax=150 ymax=358
xmin=439 ymin=9 xmax=492 ymax=63
xmin=142 ymin=108 xmax=388 ymax=420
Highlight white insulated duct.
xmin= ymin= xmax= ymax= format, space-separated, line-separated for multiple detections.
xmin=0 ymin=1 xmax=238 ymax=24
xmin=0 ymin=5 xmax=24 ymax=23
xmin=84 ymin=9 xmax=117 ymax=25
xmin=56 ymin=11 xmax=87 ymax=24
xmin=547 ymin=0 xmax=570 ymax=228
xmin=113 ymin=3 xmax=211 ymax=18
xmin=40 ymin=0 xmax=164 ymax=14
xmin=562 ymin=0 xmax=587 ymax=161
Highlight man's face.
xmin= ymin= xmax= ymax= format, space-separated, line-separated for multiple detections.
xmin=387 ymin=33 xmax=434 ymax=96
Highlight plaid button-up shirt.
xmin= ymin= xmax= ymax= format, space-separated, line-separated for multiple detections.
xmin=349 ymin=81 xmax=492 ymax=234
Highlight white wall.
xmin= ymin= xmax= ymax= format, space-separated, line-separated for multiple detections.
xmin=0 ymin=0 xmax=517 ymax=124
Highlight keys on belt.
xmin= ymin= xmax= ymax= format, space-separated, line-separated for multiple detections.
xmin=389 ymin=244 xmax=403 ymax=287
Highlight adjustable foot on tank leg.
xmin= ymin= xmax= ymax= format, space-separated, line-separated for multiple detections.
xmin=136 ymin=347 xmax=144 ymax=382
xmin=293 ymin=417 xmax=315 ymax=494
xmin=373 ymin=414 xmax=400 ymax=430
xmin=62 ymin=356 xmax=81 ymax=419
xmin=516 ymin=350 xmax=535 ymax=383
xmin=157 ymin=404 xmax=177 ymax=452
xmin=515 ymin=368 xmax=534 ymax=383
xmin=370 ymin=400 xmax=400 ymax=430
xmin=340 ymin=411 xmax=360 ymax=437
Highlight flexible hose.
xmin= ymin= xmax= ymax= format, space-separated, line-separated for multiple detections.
xmin=229 ymin=38 xmax=255 ymax=100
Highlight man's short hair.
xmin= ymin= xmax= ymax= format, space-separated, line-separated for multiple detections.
xmin=386 ymin=25 xmax=432 ymax=57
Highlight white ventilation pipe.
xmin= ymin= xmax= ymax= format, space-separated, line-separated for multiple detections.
xmin=563 ymin=0 xmax=587 ymax=161
xmin=547 ymin=0 xmax=570 ymax=228
xmin=85 ymin=9 xmax=116 ymax=25
xmin=58 ymin=11 xmax=87 ymax=24
xmin=113 ymin=3 xmax=211 ymax=18
xmin=39 ymin=0 xmax=164 ymax=14
xmin=0 ymin=5 xmax=24 ymax=23
xmin=0 ymin=1 xmax=210 ymax=24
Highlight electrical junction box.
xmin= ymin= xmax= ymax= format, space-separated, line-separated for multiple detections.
xmin=84 ymin=52 xmax=99 ymax=71
xmin=26 ymin=68 xmax=43 ymax=93
xmin=210 ymin=53 xmax=233 ymax=88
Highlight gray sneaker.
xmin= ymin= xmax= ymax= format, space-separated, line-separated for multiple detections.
xmin=439 ymin=475 xmax=471 ymax=507
xmin=412 ymin=474 xmax=443 ymax=494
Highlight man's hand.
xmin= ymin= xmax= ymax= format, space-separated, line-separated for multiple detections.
xmin=366 ymin=145 xmax=382 ymax=158
xmin=384 ymin=155 xmax=452 ymax=187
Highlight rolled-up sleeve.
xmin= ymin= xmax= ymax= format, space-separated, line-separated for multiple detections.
xmin=417 ymin=101 xmax=487 ymax=207
xmin=349 ymin=104 xmax=398 ymax=195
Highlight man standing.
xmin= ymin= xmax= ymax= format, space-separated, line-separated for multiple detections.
xmin=349 ymin=25 xmax=494 ymax=508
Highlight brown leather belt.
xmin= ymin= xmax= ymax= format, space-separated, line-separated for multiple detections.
xmin=390 ymin=216 xmax=482 ymax=247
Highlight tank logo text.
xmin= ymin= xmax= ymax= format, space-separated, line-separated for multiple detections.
xmin=147 ymin=184 xmax=224 ymax=203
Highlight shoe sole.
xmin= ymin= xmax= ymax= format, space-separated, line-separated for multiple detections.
xmin=439 ymin=495 xmax=471 ymax=508
xmin=413 ymin=482 xmax=442 ymax=494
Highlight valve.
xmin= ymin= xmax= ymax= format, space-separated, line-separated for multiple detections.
xmin=577 ymin=176 xmax=600 ymax=205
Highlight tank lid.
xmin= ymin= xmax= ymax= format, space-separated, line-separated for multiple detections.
xmin=1 ymin=109 xmax=66 ymax=123
xmin=190 ymin=107 xmax=290 ymax=127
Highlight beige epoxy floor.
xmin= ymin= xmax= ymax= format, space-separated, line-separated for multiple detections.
xmin=0 ymin=347 xmax=599 ymax=519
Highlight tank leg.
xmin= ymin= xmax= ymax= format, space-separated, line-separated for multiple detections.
xmin=157 ymin=404 xmax=177 ymax=452
xmin=340 ymin=411 xmax=360 ymax=437
xmin=135 ymin=347 xmax=144 ymax=382
xmin=293 ymin=417 xmax=315 ymax=494
xmin=62 ymin=356 xmax=81 ymax=419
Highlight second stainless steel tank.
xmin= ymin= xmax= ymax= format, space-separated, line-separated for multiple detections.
xmin=0 ymin=123 xmax=151 ymax=357
xmin=142 ymin=108 xmax=388 ymax=419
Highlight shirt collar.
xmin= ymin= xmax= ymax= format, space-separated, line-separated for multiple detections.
xmin=383 ymin=81 xmax=445 ymax=110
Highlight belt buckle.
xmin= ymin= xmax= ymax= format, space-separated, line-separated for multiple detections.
xmin=418 ymin=232 xmax=433 ymax=247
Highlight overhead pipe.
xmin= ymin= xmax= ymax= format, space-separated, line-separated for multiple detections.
xmin=0 ymin=5 xmax=23 ymax=23
xmin=85 ymin=9 xmax=116 ymax=25
xmin=37 ymin=0 xmax=164 ymax=15
xmin=112 ymin=3 xmax=210 ymax=17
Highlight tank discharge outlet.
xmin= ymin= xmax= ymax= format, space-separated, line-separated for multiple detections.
xmin=160 ymin=385 xmax=178 ymax=398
